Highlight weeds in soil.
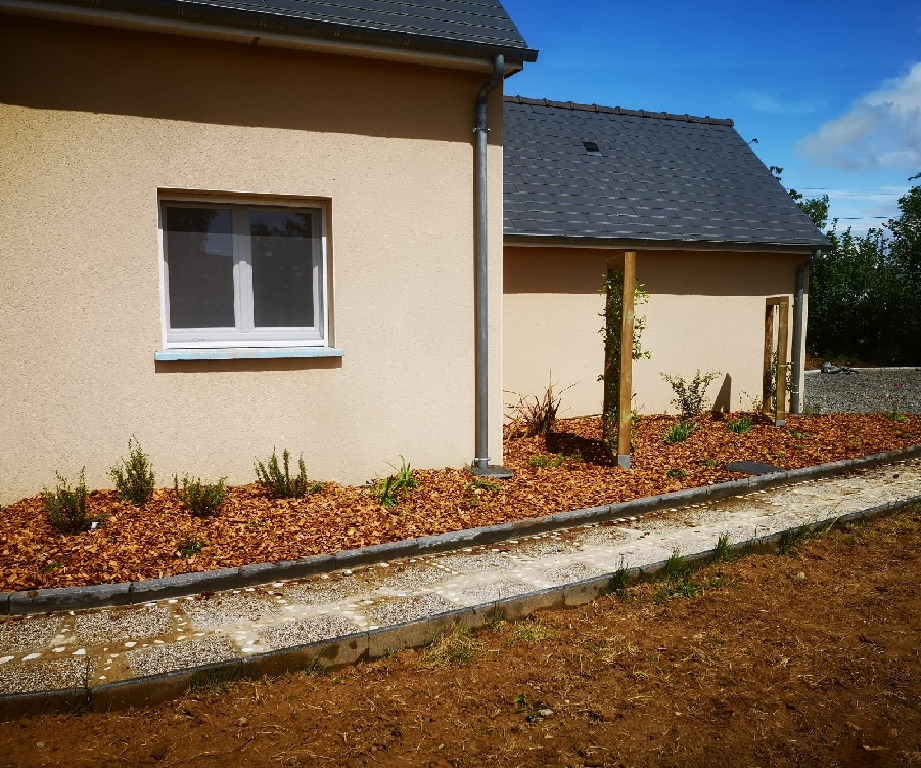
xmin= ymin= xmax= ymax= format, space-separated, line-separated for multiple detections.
xmin=255 ymin=449 xmax=321 ymax=499
xmin=110 ymin=437 xmax=155 ymax=506
xmin=376 ymin=475 xmax=400 ymax=508
xmin=727 ymin=415 xmax=753 ymax=435
xmin=664 ymin=421 xmax=697 ymax=445
xmin=509 ymin=616 xmax=554 ymax=644
xmin=44 ymin=469 xmax=93 ymax=535
xmin=712 ymin=532 xmax=734 ymax=563
xmin=513 ymin=694 xmax=551 ymax=724
xmin=304 ymin=655 xmax=327 ymax=678
xmin=505 ymin=378 xmax=574 ymax=438
xmin=466 ymin=478 xmax=501 ymax=493
xmin=173 ymin=475 xmax=226 ymax=517
xmin=485 ymin=603 xmax=506 ymax=633
xmin=666 ymin=468 xmax=687 ymax=480
xmin=654 ymin=548 xmax=701 ymax=603
xmin=177 ymin=535 xmax=206 ymax=558
xmin=187 ymin=665 xmax=241 ymax=695
xmin=779 ymin=522 xmax=828 ymax=556
xmin=661 ymin=370 xmax=720 ymax=421
xmin=610 ymin=557 xmax=630 ymax=595
xmin=389 ymin=456 xmax=419 ymax=492
xmin=421 ymin=623 xmax=483 ymax=668
xmin=529 ymin=452 xmax=572 ymax=469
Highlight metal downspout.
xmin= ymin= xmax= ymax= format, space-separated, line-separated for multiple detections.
xmin=790 ymin=249 xmax=820 ymax=414
xmin=471 ymin=55 xmax=509 ymax=477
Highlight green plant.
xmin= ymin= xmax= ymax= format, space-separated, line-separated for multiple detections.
xmin=177 ymin=535 xmax=206 ymax=558
xmin=712 ymin=532 xmax=734 ymax=563
xmin=505 ymin=378 xmax=574 ymax=438
xmin=727 ymin=415 xmax=753 ymax=435
xmin=701 ymin=457 xmax=720 ymax=468
xmin=109 ymin=437 xmax=155 ymax=506
xmin=610 ymin=557 xmax=630 ymax=595
xmin=513 ymin=694 xmax=550 ymax=724
xmin=466 ymin=478 xmax=501 ymax=493
xmin=173 ymin=474 xmax=226 ymax=517
xmin=528 ymin=452 xmax=570 ymax=469
xmin=41 ymin=559 xmax=64 ymax=573
xmin=376 ymin=475 xmax=399 ymax=508
xmin=390 ymin=456 xmax=418 ymax=492
xmin=778 ymin=523 xmax=820 ymax=556
xmin=509 ymin=616 xmax=553 ymax=644
xmin=255 ymin=448 xmax=321 ymax=499
xmin=654 ymin=548 xmax=701 ymax=603
xmin=660 ymin=370 xmax=720 ymax=421
xmin=888 ymin=412 xmax=908 ymax=423
xmin=421 ymin=624 xmax=483 ymax=668
xmin=663 ymin=421 xmax=697 ymax=444
xmin=44 ymin=469 xmax=93 ymax=535
xmin=666 ymin=468 xmax=687 ymax=480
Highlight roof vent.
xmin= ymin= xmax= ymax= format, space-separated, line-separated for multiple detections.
xmin=582 ymin=140 xmax=601 ymax=156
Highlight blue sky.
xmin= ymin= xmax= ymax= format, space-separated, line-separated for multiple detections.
xmin=501 ymin=0 xmax=921 ymax=234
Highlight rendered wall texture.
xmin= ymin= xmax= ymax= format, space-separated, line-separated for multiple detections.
xmin=0 ymin=15 xmax=506 ymax=503
xmin=503 ymin=246 xmax=806 ymax=419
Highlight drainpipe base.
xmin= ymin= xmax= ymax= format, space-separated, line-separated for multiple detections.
xmin=469 ymin=464 xmax=514 ymax=480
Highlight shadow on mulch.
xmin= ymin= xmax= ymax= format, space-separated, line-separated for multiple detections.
xmin=546 ymin=429 xmax=614 ymax=466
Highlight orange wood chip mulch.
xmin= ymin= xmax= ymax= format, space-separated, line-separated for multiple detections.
xmin=1 ymin=412 xmax=918 ymax=593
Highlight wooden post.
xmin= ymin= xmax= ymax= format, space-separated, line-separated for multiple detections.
xmin=617 ymin=252 xmax=636 ymax=468
xmin=775 ymin=297 xmax=790 ymax=427
xmin=762 ymin=303 xmax=776 ymax=419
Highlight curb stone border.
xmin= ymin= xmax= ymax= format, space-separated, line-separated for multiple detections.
xmin=3 ymin=443 xmax=920 ymax=616
xmin=1 ymin=491 xmax=919 ymax=721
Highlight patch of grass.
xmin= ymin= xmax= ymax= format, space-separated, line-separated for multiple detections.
xmin=110 ymin=437 xmax=155 ymax=506
xmin=177 ymin=535 xmax=206 ymax=558
xmin=389 ymin=456 xmax=419 ymax=492
xmin=712 ymin=531 xmax=734 ymax=563
xmin=528 ymin=452 xmax=571 ymax=469
xmin=465 ymin=477 xmax=501 ymax=493
xmin=186 ymin=665 xmax=241 ymax=695
xmin=41 ymin=559 xmax=64 ymax=573
xmin=44 ymin=469 xmax=93 ymax=535
xmin=727 ymin=415 xmax=753 ymax=435
xmin=484 ymin=603 xmax=506 ymax=633
xmin=701 ymin=457 xmax=721 ymax=468
xmin=420 ymin=624 xmax=483 ymax=668
xmin=509 ymin=616 xmax=554 ymax=644
xmin=255 ymin=448 xmax=321 ymax=499
xmin=654 ymin=548 xmax=701 ymax=603
xmin=666 ymin=468 xmax=687 ymax=480
xmin=610 ymin=557 xmax=630 ymax=595
xmin=888 ymin=412 xmax=908 ymax=423
xmin=375 ymin=475 xmax=400 ymax=508
xmin=173 ymin=475 xmax=226 ymax=517
xmin=304 ymin=655 xmax=327 ymax=678
xmin=663 ymin=421 xmax=697 ymax=445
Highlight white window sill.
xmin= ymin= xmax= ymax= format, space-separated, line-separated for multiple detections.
xmin=155 ymin=347 xmax=344 ymax=361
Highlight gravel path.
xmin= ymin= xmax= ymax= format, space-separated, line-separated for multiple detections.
xmin=804 ymin=368 xmax=921 ymax=414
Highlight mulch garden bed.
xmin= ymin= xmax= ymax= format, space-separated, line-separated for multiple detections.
xmin=2 ymin=412 xmax=919 ymax=593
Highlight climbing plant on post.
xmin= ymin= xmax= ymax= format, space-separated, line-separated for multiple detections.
xmin=602 ymin=252 xmax=636 ymax=468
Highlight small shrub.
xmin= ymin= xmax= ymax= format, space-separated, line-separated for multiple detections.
xmin=661 ymin=370 xmax=720 ymax=421
xmin=255 ymin=448 xmax=320 ymax=499
xmin=663 ymin=421 xmax=697 ymax=444
xmin=505 ymin=378 xmax=574 ymax=438
xmin=666 ymin=468 xmax=687 ymax=480
xmin=174 ymin=474 xmax=226 ymax=517
xmin=110 ymin=437 xmax=155 ymax=506
xmin=44 ymin=469 xmax=92 ymax=535
xmin=390 ymin=456 xmax=418 ymax=492
xmin=727 ymin=415 xmax=754 ymax=435
xmin=177 ymin=535 xmax=206 ymax=558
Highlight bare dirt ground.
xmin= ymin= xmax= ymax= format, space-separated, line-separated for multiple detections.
xmin=3 ymin=504 xmax=920 ymax=768
xmin=3 ymin=412 xmax=919 ymax=592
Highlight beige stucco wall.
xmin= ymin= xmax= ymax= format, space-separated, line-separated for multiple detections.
xmin=503 ymin=245 xmax=806 ymax=419
xmin=0 ymin=15 xmax=506 ymax=503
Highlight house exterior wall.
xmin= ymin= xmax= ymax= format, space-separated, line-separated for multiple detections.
xmin=0 ymin=15 xmax=505 ymax=503
xmin=503 ymin=245 xmax=805 ymax=419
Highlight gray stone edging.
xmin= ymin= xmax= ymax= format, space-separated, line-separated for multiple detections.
xmin=2 ymin=489 xmax=919 ymax=722
xmin=3 ymin=443 xmax=920 ymax=616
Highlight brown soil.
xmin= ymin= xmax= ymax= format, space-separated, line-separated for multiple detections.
xmin=2 ymin=413 xmax=919 ymax=592
xmin=3 ymin=505 xmax=920 ymax=767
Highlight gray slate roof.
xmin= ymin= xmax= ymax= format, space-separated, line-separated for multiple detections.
xmin=504 ymin=96 xmax=829 ymax=249
xmin=23 ymin=0 xmax=536 ymax=61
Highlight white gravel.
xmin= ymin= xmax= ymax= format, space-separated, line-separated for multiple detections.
xmin=804 ymin=369 xmax=921 ymax=414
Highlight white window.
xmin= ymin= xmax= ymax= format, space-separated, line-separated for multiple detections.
xmin=159 ymin=196 xmax=328 ymax=349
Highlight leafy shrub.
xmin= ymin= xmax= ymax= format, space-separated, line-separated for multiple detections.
xmin=44 ymin=469 xmax=92 ymax=535
xmin=663 ymin=421 xmax=697 ymax=444
xmin=660 ymin=370 xmax=720 ymax=421
xmin=727 ymin=415 xmax=754 ymax=435
xmin=255 ymin=448 xmax=321 ymax=499
xmin=110 ymin=437 xmax=155 ymax=506
xmin=505 ymin=378 xmax=574 ymax=438
xmin=174 ymin=474 xmax=226 ymax=517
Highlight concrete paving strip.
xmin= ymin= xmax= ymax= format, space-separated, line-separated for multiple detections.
xmin=1 ymin=456 xmax=919 ymax=719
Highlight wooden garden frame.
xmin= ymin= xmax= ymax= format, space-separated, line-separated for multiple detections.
xmin=763 ymin=296 xmax=790 ymax=427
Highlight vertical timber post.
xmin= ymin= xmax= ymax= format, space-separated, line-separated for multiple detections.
xmin=775 ymin=297 xmax=790 ymax=427
xmin=617 ymin=252 xmax=636 ymax=468
xmin=763 ymin=297 xmax=789 ymax=428
xmin=762 ymin=302 xmax=776 ymax=419
xmin=602 ymin=252 xmax=636 ymax=469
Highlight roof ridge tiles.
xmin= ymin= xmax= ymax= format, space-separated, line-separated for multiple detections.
xmin=504 ymin=95 xmax=734 ymax=126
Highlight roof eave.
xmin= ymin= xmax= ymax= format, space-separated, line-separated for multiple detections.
xmin=503 ymin=232 xmax=828 ymax=253
xmin=0 ymin=0 xmax=539 ymax=67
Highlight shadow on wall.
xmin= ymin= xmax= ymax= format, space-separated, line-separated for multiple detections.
xmin=0 ymin=15 xmax=489 ymax=143
xmin=712 ymin=373 xmax=732 ymax=413
xmin=504 ymin=248 xmax=803 ymax=298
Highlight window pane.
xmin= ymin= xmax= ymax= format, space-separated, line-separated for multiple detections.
xmin=250 ymin=210 xmax=315 ymax=328
xmin=165 ymin=207 xmax=235 ymax=329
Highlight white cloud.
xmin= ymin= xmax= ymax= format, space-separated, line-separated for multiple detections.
xmin=797 ymin=63 xmax=921 ymax=171
xmin=744 ymin=90 xmax=824 ymax=115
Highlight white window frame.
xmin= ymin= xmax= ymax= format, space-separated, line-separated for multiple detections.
xmin=158 ymin=194 xmax=330 ymax=350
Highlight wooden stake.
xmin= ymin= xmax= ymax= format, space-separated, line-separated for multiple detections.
xmin=617 ymin=252 xmax=636 ymax=468
xmin=775 ymin=297 xmax=790 ymax=427
xmin=763 ymin=302 xmax=776 ymax=418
